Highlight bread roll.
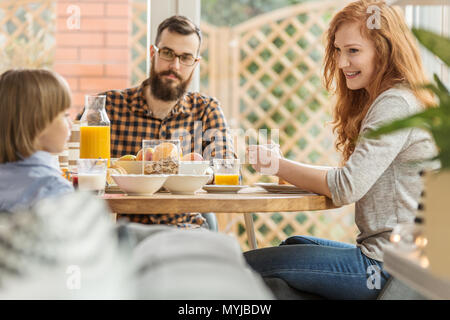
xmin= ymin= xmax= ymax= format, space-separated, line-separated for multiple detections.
xmin=112 ymin=163 xmax=127 ymax=174
xmin=106 ymin=164 xmax=127 ymax=185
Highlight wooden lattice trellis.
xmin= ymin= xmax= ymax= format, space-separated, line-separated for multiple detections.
xmin=0 ymin=0 xmax=55 ymax=72
xmin=131 ymin=0 xmax=148 ymax=86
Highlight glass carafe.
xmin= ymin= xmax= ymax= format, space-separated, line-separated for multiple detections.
xmin=79 ymin=95 xmax=111 ymax=166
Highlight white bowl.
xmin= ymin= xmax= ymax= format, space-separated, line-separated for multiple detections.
xmin=111 ymin=174 xmax=167 ymax=195
xmin=114 ymin=160 xmax=143 ymax=174
xmin=178 ymin=161 xmax=211 ymax=175
xmin=163 ymin=174 xmax=211 ymax=195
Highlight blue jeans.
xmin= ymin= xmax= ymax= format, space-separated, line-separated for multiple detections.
xmin=244 ymin=235 xmax=390 ymax=299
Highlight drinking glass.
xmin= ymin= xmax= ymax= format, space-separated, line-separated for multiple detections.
xmin=77 ymin=159 xmax=108 ymax=195
xmin=142 ymin=139 xmax=181 ymax=174
xmin=213 ymin=159 xmax=241 ymax=185
xmin=248 ymin=143 xmax=281 ymax=175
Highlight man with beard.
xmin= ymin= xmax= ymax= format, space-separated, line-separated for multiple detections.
xmin=78 ymin=15 xmax=235 ymax=229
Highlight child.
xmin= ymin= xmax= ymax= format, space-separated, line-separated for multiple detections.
xmin=245 ymin=0 xmax=437 ymax=299
xmin=0 ymin=69 xmax=74 ymax=213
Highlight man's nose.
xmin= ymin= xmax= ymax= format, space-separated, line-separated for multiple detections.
xmin=169 ymin=56 xmax=181 ymax=70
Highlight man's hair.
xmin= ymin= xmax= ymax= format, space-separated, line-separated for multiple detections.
xmin=0 ymin=69 xmax=71 ymax=163
xmin=155 ymin=15 xmax=202 ymax=55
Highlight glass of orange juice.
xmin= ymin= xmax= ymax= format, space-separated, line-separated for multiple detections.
xmin=213 ymin=159 xmax=240 ymax=185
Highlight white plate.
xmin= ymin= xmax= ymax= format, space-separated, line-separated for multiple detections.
xmin=202 ymin=185 xmax=248 ymax=193
xmin=105 ymin=185 xmax=123 ymax=194
xmin=254 ymin=183 xmax=314 ymax=194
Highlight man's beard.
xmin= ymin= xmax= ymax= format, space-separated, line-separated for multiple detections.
xmin=149 ymin=62 xmax=194 ymax=102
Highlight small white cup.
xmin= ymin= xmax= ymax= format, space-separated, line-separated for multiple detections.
xmin=77 ymin=159 xmax=107 ymax=195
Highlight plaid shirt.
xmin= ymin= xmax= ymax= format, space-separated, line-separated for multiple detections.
xmin=101 ymin=81 xmax=234 ymax=159
xmin=78 ymin=80 xmax=235 ymax=228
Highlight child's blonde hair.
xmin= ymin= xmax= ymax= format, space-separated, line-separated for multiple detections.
xmin=0 ymin=69 xmax=71 ymax=163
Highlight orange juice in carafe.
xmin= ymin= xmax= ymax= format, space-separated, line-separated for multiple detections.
xmin=79 ymin=95 xmax=111 ymax=166
xmin=80 ymin=126 xmax=111 ymax=165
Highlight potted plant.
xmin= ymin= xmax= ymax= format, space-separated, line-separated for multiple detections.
xmin=366 ymin=28 xmax=450 ymax=280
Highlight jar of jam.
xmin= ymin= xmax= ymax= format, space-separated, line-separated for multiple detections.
xmin=72 ymin=174 xmax=79 ymax=189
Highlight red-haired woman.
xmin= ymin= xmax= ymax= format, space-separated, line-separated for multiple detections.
xmin=244 ymin=0 xmax=438 ymax=299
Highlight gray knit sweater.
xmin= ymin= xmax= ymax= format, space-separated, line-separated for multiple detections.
xmin=326 ymin=86 xmax=438 ymax=262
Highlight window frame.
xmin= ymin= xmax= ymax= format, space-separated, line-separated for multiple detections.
xmin=400 ymin=1 xmax=449 ymax=87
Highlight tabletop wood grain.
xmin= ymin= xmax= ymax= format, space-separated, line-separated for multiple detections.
xmin=103 ymin=187 xmax=337 ymax=214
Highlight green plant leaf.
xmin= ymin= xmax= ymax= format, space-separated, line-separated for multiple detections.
xmin=424 ymin=83 xmax=450 ymax=107
xmin=412 ymin=28 xmax=450 ymax=66
xmin=434 ymin=73 xmax=449 ymax=95
xmin=430 ymin=126 xmax=450 ymax=169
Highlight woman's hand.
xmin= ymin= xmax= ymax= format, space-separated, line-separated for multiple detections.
xmin=246 ymin=144 xmax=332 ymax=198
xmin=247 ymin=144 xmax=283 ymax=175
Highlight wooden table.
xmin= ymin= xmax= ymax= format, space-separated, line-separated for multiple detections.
xmin=103 ymin=187 xmax=337 ymax=249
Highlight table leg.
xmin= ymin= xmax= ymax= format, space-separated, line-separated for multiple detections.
xmin=243 ymin=213 xmax=257 ymax=250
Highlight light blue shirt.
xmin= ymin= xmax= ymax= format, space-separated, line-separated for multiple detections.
xmin=0 ymin=151 xmax=74 ymax=213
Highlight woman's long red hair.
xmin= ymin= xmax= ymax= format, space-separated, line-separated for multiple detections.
xmin=323 ymin=0 xmax=434 ymax=162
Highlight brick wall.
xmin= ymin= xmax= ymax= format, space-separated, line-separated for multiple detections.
xmin=55 ymin=0 xmax=132 ymax=118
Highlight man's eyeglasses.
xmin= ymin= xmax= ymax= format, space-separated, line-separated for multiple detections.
xmin=153 ymin=46 xmax=201 ymax=66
